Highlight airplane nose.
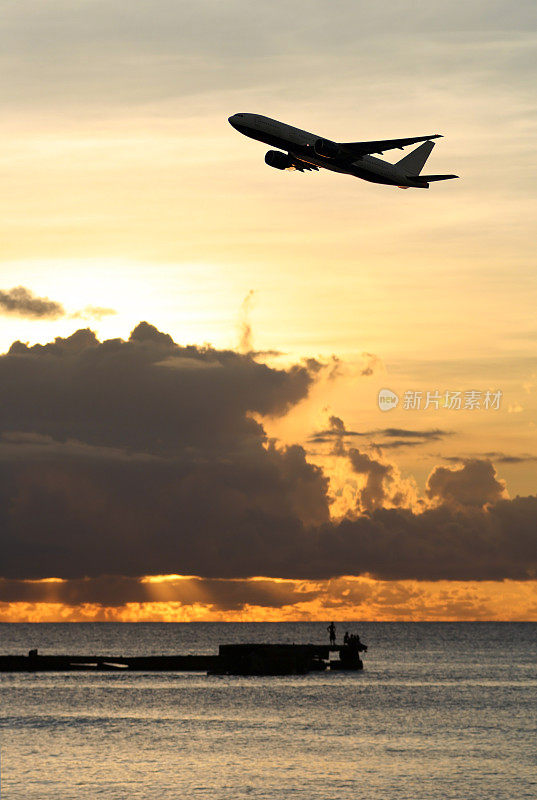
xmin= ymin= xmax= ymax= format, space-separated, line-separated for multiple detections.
xmin=228 ymin=113 xmax=246 ymax=130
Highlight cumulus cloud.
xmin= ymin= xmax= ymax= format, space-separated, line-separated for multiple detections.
xmin=0 ymin=322 xmax=329 ymax=583
xmin=426 ymin=459 xmax=507 ymax=508
xmin=309 ymin=415 xmax=421 ymax=511
xmin=1 ymin=486 xmax=536 ymax=587
xmin=0 ymin=286 xmax=64 ymax=319
xmin=348 ymin=448 xmax=395 ymax=512
xmin=347 ymin=446 xmax=420 ymax=513
xmin=313 ymin=496 xmax=537 ymax=582
xmin=0 ymin=323 xmax=535 ymax=594
xmin=1 ymin=321 xmax=314 ymax=452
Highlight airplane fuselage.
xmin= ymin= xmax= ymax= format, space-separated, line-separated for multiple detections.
xmin=228 ymin=113 xmax=444 ymax=188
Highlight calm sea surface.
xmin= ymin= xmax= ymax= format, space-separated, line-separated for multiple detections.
xmin=0 ymin=622 xmax=535 ymax=799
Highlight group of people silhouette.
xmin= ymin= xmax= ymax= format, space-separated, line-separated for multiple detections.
xmin=327 ymin=622 xmax=367 ymax=653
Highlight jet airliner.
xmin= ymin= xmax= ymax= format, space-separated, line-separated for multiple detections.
xmin=228 ymin=113 xmax=458 ymax=189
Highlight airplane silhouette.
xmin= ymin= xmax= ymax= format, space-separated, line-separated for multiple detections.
xmin=229 ymin=113 xmax=458 ymax=189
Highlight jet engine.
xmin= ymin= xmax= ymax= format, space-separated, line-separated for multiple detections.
xmin=314 ymin=138 xmax=340 ymax=158
xmin=265 ymin=150 xmax=293 ymax=169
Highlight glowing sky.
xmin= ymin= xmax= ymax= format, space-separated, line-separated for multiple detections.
xmin=0 ymin=0 xmax=536 ymax=620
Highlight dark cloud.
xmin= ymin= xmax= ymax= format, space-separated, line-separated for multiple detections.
xmin=0 ymin=437 xmax=330 ymax=582
xmin=380 ymin=428 xmax=452 ymax=440
xmin=481 ymin=452 xmax=537 ymax=464
xmin=1 ymin=448 xmax=535 ymax=585
xmin=444 ymin=453 xmax=537 ymax=465
xmin=360 ymin=352 xmax=383 ymax=377
xmin=310 ymin=423 xmax=453 ymax=453
xmin=0 ymin=576 xmax=318 ymax=611
xmin=0 ymin=324 xmax=535 ymax=592
xmin=1 ymin=321 xmax=313 ymax=452
xmin=303 ymin=357 xmax=343 ymax=382
xmin=327 ymin=415 xmax=346 ymax=435
xmin=0 ymin=286 xmax=116 ymax=322
xmin=309 ymin=415 xmax=365 ymax=444
xmin=303 ymin=358 xmax=325 ymax=375
xmin=370 ymin=428 xmax=454 ymax=449
xmin=348 ymin=448 xmax=394 ymax=512
xmin=312 ymin=496 xmax=537 ymax=582
xmin=426 ymin=459 xmax=507 ymax=508
xmin=0 ymin=286 xmax=64 ymax=319
xmin=373 ymin=439 xmax=432 ymax=450
xmin=0 ymin=323 xmax=329 ymax=583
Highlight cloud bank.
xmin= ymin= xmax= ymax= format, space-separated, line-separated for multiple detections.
xmin=0 ymin=322 xmax=535 ymax=602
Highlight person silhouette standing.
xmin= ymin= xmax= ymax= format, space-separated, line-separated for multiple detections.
xmin=327 ymin=621 xmax=336 ymax=646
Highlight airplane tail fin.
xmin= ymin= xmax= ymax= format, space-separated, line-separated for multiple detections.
xmin=396 ymin=140 xmax=435 ymax=175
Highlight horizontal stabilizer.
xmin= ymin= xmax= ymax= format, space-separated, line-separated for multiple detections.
xmin=419 ymin=174 xmax=459 ymax=182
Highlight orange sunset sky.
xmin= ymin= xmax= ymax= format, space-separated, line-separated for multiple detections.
xmin=0 ymin=0 xmax=536 ymax=622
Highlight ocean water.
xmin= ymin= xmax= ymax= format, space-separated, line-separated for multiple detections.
xmin=0 ymin=622 xmax=535 ymax=799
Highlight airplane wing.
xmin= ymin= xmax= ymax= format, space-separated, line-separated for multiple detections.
xmin=340 ymin=134 xmax=443 ymax=157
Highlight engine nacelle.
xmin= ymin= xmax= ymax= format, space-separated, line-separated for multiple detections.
xmin=265 ymin=150 xmax=292 ymax=170
xmin=314 ymin=138 xmax=340 ymax=159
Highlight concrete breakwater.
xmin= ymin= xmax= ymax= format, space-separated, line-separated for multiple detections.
xmin=0 ymin=643 xmax=364 ymax=675
xmin=0 ymin=653 xmax=218 ymax=672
